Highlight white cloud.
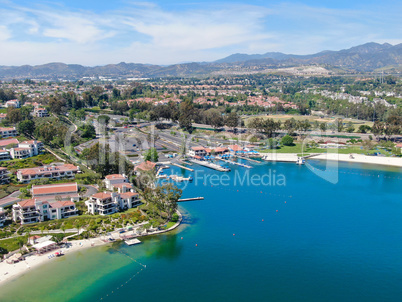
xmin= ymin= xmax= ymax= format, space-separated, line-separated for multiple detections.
xmin=0 ymin=1 xmax=400 ymax=65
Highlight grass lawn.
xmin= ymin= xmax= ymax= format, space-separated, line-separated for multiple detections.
xmin=0 ymin=236 xmax=27 ymax=253
xmin=166 ymin=221 xmax=176 ymax=229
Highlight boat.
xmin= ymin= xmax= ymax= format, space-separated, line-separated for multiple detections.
xmin=296 ymin=157 xmax=305 ymax=165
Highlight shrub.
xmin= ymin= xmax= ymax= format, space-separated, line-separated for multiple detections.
xmin=281 ymin=135 xmax=294 ymax=146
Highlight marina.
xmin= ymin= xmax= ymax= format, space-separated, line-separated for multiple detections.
xmin=218 ymin=158 xmax=253 ymax=169
xmin=188 ymin=159 xmax=230 ymax=172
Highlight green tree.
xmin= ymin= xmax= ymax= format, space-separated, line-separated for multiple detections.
xmin=281 ymin=135 xmax=294 ymax=146
xmin=18 ymin=119 xmax=35 ymax=136
xmin=143 ymin=147 xmax=159 ymax=162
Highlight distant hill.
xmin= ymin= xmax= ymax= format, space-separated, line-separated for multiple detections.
xmin=0 ymin=42 xmax=401 ymax=80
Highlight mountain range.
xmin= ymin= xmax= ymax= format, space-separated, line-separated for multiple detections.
xmin=1 ymin=42 xmax=401 ymax=80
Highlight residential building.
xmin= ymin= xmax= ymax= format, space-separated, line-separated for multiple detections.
xmin=86 ymin=191 xmax=140 ymax=216
xmin=10 ymin=147 xmax=31 ymax=159
xmin=86 ymin=192 xmax=119 ymax=216
xmin=0 ymin=207 xmax=6 ymax=227
xmin=188 ymin=146 xmax=207 ymax=157
xmin=0 ymin=167 xmax=10 ymax=184
xmin=48 ymin=200 xmax=78 ymax=220
xmin=0 ymin=149 xmax=11 ymax=161
xmin=103 ymin=174 xmax=129 ymax=190
xmin=17 ymin=164 xmax=80 ymax=183
xmin=12 ymin=198 xmax=78 ymax=224
xmin=0 ymin=127 xmax=18 ymax=138
xmin=34 ymin=108 xmax=49 ymax=117
xmin=18 ymin=140 xmax=43 ymax=156
xmin=0 ymin=113 xmax=6 ymax=121
xmin=396 ymin=143 xmax=402 ymax=152
xmin=12 ymin=199 xmax=50 ymax=224
xmin=5 ymin=99 xmax=20 ymax=108
xmin=31 ymin=182 xmax=79 ymax=202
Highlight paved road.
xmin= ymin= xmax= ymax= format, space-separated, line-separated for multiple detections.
xmin=82 ymin=185 xmax=98 ymax=198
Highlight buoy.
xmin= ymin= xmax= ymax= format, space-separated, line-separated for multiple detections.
xmin=284 ymin=201 xmax=286 ymax=204
xmin=181 ymin=237 xmax=183 ymax=240
xmin=262 ymin=219 xmax=264 ymax=222
xmin=233 ymin=234 xmax=235 ymax=236
xmin=260 ymin=191 xmax=262 ymax=193
xmin=276 ymin=210 xmax=278 ymax=212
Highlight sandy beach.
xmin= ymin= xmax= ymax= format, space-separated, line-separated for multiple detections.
xmin=0 ymin=237 xmax=107 ymax=285
xmin=0 ymin=211 xmax=183 ymax=286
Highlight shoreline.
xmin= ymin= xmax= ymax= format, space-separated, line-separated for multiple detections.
xmin=0 ymin=210 xmax=183 ymax=286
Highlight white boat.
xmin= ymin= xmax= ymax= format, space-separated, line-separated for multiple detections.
xmin=296 ymin=157 xmax=305 ymax=165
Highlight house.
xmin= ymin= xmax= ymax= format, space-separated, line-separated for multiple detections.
xmin=85 ymin=191 xmax=141 ymax=216
xmin=214 ymin=147 xmax=229 ymax=155
xmin=5 ymin=100 xmax=20 ymax=108
xmin=17 ymin=164 xmax=80 ymax=183
xmin=0 ymin=167 xmax=10 ymax=184
xmin=103 ymin=174 xmax=129 ymax=190
xmin=31 ymin=182 xmax=79 ymax=202
xmin=134 ymin=161 xmax=157 ymax=173
xmin=12 ymin=198 xmax=78 ymax=224
xmin=0 ymin=127 xmax=18 ymax=138
xmin=0 ymin=207 xmax=6 ymax=227
xmin=112 ymin=182 xmax=134 ymax=193
xmin=396 ymin=143 xmax=402 ymax=152
xmin=0 ymin=113 xmax=7 ymax=121
xmin=34 ymin=108 xmax=49 ymax=117
xmin=188 ymin=146 xmax=207 ymax=157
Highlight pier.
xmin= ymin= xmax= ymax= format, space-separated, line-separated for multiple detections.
xmin=125 ymin=238 xmax=142 ymax=246
xmin=235 ymin=155 xmax=261 ymax=163
xmin=219 ymin=158 xmax=252 ymax=169
xmin=171 ymin=162 xmax=194 ymax=171
xmin=178 ymin=197 xmax=204 ymax=202
xmin=189 ymin=159 xmax=230 ymax=172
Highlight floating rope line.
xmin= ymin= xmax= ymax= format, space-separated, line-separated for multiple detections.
xmin=99 ymin=248 xmax=147 ymax=301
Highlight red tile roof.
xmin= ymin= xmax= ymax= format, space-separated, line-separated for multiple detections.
xmin=119 ymin=192 xmax=139 ymax=199
xmin=134 ymin=161 xmax=156 ymax=172
xmin=18 ymin=164 xmax=79 ymax=176
xmin=191 ymin=146 xmax=205 ymax=151
xmin=32 ymin=183 xmax=78 ymax=196
xmin=92 ymin=192 xmax=112 ymax=200
xmin=0 ymin=138 xmax=18 ymax=147
xmin=50 ymin=200 xmax=75 ymax=209
xmin=228 ymin=145 xmax=243 ymax=151
xmin=105 ymin=174 xmax=126 ymax=180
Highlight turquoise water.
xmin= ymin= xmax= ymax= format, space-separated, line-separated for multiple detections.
xmin=1 ymin=160 xmax=402 ymax=302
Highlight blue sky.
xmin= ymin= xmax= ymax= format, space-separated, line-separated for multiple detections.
xmin=0 ymin=0 xmax=401 ymax=66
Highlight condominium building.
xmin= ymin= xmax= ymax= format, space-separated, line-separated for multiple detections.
xmin=0 ymin=167 xmax=10 ymax=184
xmin=12 ymin=199 xmax=50 ymax=224
xmin=103 ymin=174 xmax=129 ymax=191
xmin=10 ymin=147 xmax=31 ymax=159
xmin=18 ymin=140 xmax=44 ymax=156
xmin=86 ymin=191 xmax=140 ymax=216
xmin=12 ymin=198 xmax=78 ymax=225
xmin=0 ymin=208 xmax=6 ymax=227
xmin=0 ymin=150 xmax=11 ymax=161
xmin=17 ymin=164 xmax=80 ymax=183
xmin=34 ymin=108 xmax=49 ymax=117
xmin=5 ymin=100 xmax=20 ymax=108
xmin=0 ymin=127 xmax=18 ymax=138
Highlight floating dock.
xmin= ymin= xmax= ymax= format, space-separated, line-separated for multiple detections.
xmin=235 ymin=155 xmax=261 ymax=163
xmin=178 ymin=197 xmax=204 ymax=202
xmin=125 ymin=239 xmax=141 ymax=246
xmin=188 ymin=159 xmax=230 ymax=172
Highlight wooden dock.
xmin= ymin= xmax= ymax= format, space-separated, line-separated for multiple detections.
xmin=189 ymin=159 xmax=230 ymax=172
xmin=172 ymin=162 xmax=194 ymax=172
xmin=178 ymin=197 xmax=204 ymax=202
xmin=219 ymin=158 xmax=252 ymax=169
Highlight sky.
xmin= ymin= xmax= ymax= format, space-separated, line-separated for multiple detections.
xmin=0 ymin=0 xmax=401 ymax=66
